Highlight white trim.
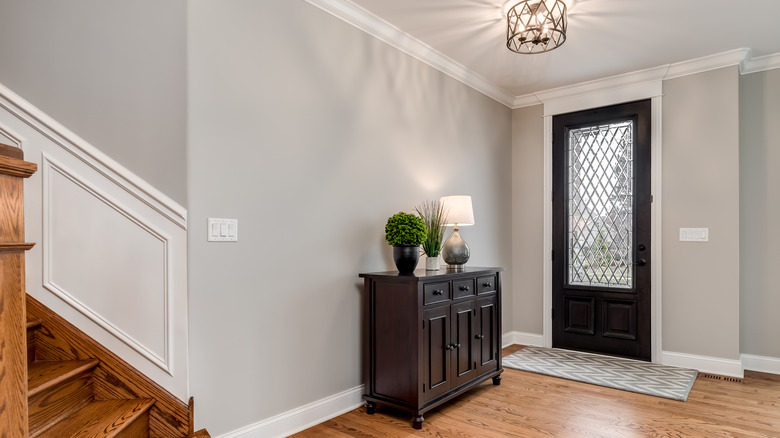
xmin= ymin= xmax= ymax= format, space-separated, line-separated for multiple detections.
xmin=502 ymin=331 xmax=544 ymax=348
xmin=664 ymin=48 xmax=751 ymax=80
xmin=542 ymin=81 xmax=663 ymax=118
xmin=0 ymin=83 xmax=186 ymax=228
xmin=42 ymin=154 xmax=173 ymax=374
xmin=741 ymin=354 xmax=780 ymax=375
xmin=217 ymin=385 xmax=364 ymax=438
xmin=0 ymin=121 xmax=25 ymax=147
xmin=662 ymin=351 xmax=744 ymax=378
xmin=650 ymin=96 xmax=663 ymax=363
xmin=741 ymin=52 xmax=780 ymax=75
xmin=536 ymin=66 xmax=668 ymax=111
xmin=514 ymin=48 xmax=759 ymax=109
xmin=302 ymin=0 xmax=516 ymax=107
xmin=513 ymin=94 xmax=542 ymax=109
xmin=541 ymin=92 xmax=663 ymax=362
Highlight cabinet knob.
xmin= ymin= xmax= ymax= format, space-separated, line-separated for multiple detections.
xmin=460 ymin=286 xmax=470 ymax=291
xmin=475 ymin=334 xmax=485 ymax=340
xmin=446 ymin=344 xmax=454 ymax=351
xmin=454 ymin=344 xmax=461 ymax=349
xmin=433 ymin=289 xmax=444 ymax=296
xmin=482 ymin=282 xmax=492 ymax=287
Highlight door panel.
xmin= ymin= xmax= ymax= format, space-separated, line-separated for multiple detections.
xmin=451 ymin=301 xmax=475 ymax=388
xmin=476 ymin=295 xmax=498 ymax=376
xmin=602 ymin=300 xmax=636 ymax=340
xmin=423 ymin=306 xmax=450 ymax=401
xmin=553 ymin=99 xmax=651 ymax=361
xmin=563 ymin=296 xmax=595 ymax=335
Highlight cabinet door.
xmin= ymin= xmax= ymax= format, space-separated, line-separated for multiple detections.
xmin=450 ymin=301 xmax=477 ymax=388
xmin=423 ymin=306 xmax=451 ymax=402
xmin=475 ymin=295 xmax=499 ymax=376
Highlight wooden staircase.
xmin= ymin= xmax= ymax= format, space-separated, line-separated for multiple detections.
xmin=0 ymin=144 xmax=208 ymax=437
xmin=26 ymin=295 xmax=208 ymax=438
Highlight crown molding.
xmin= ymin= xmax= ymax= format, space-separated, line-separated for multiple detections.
xmin=664 ymin=48 xmax=750 ymax=80
xmin=513 ymin=48 xmax=762 ymax=109
xmin=303 ymin=0 xmax=516 ymax=107
xmin=741 ymin=52 xmax=780 ymax=75
xmin=512 ymin=94 xmax=543 ymax=108
xmin=535 ymin=65 xmax=669 ymax=104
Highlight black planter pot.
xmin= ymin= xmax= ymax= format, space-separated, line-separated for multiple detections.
xmin=393 ymin=245 xmax=420 ymax=274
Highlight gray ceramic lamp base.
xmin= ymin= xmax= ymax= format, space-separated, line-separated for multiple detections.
xmin=441 ymin=228 xmax=470 ymax=272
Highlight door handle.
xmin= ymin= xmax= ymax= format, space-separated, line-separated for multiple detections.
xmin=636 ymin=259 xmax=647 ymax=266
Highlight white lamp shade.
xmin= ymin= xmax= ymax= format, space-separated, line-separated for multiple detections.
xmin=440 ymin=195 xmax=475 ymax=226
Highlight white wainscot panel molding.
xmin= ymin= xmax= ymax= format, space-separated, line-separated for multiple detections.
xmin=43 ymin=155 xmax=171 ymax=372
xmin=0 ymin=80 xmax=189 ymax=400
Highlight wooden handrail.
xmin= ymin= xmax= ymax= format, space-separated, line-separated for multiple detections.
xmin=0 ymin=144 xmax=36 ymax=437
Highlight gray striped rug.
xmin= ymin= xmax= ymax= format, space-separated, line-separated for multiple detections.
xmin=503 ymin=346 xmax=698 ymax=401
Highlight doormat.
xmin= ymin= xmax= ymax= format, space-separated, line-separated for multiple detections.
xmin=503 ymin=346 xmax=698 ymax=401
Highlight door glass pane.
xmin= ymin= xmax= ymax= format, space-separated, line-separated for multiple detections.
xmin=567 ymin=120 xmax=633 ymax=289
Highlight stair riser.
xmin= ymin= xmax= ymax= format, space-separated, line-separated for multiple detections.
xmin=116 ymin=410 xmax=150 ymax=438
xmin=27 ymin=326 xmax=36 ymax=366
xmin=29 ymin=372 xmax=94 ymax=437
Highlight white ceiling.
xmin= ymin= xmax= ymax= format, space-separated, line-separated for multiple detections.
xmin=314 ymin=0 xmax=780 ymax=105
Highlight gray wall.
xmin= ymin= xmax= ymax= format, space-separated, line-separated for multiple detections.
xmin=0 ymin=0 xmax=188 ymax=205
xmin=740 ymin=68 xmax=780 ymax=358
xmin=661 ymin=67 xmax=741 ymax=360
xmin=511 ymin=104 xmax=544 ymax=334
xmin=187 ymin=0 xmax=513 ymax=434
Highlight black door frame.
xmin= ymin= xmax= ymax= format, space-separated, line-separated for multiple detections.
xmin=550 ymin=99 xmax=653 ymax=361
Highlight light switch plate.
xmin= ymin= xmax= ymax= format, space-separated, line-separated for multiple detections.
xmin=208 ymin=218 xmax=238 ymax=242
xmin=679 ymin=228 xmax=708 ymax=242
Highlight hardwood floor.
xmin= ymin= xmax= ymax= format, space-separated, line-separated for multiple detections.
xmin=293 ymin=345 xmax=780 ymax=437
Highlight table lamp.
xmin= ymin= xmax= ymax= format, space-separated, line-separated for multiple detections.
xmin=439 ymin=195 xmax=474 ymax=272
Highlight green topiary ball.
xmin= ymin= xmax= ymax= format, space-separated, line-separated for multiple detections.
xmin=385 ymin=212 xmax=427 ymax=246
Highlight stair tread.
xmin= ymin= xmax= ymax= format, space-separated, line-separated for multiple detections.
xmin=27 ymin=318 xmax=43 ymax=329
xmin=36 ymin=398 xmax=155 ymax=438
xmin=28 ymin=359 xmax=100 ymax=397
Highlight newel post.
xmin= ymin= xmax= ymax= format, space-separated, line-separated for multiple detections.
xmin=0 ymin=144 xmax=37 ymax=437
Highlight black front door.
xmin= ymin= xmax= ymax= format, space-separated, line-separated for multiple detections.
xmin=552 ymin=100 xmax=652 ymax=361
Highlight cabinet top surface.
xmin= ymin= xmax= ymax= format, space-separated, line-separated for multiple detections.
xmin=359 ymin=266 xmax=504 ymax=280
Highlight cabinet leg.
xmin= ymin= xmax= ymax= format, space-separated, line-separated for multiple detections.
xmin=412 ymin=414 xmax=424 ymax=429
xmin=493 ymin=375 xmax=502 ymax=386
xmin=365 ymin=401 xmax=376 ymax=415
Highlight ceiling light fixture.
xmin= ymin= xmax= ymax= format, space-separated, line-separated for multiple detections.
xmin=506 ymin=0 xmax=567 ymax=54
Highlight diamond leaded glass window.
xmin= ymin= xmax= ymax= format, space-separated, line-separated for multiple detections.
xmin=567 ymin=120 xmax=634 ymax=289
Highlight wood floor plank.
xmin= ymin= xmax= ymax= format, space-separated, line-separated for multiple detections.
xmin=293 ymin=345 xmax=780 ymax=437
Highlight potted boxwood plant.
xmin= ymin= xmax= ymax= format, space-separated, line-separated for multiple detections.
xmin=416 ymin=200 xmax=447 ymax=270
xmin=385 ymin=212 xmax=427 ymax=274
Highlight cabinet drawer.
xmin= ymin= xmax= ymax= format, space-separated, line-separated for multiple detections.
xmin=423 ymin=282 xmax=450 ymax=305
xmin=477 ymin=275 xmax=497 ymax=294
xmin=453 ymin=278 xmax=475 ymax=299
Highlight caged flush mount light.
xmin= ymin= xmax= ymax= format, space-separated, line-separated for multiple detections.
xmin=506 ymin=0 xmax=567 ymax=54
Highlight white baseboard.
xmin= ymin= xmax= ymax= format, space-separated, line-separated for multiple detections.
xmin=218 ymin=385 xmax=364 ymax=438
xmin=502 ymin=331 xmax=544 ymax=349
xmin=741 ymin=354 xmax=780 ymax=375
xmin=661 ymin=351 xmax=744 ymax=378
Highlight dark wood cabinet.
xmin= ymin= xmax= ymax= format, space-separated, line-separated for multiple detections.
xmin=360 ymin=267 xmax=504 ymax=429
